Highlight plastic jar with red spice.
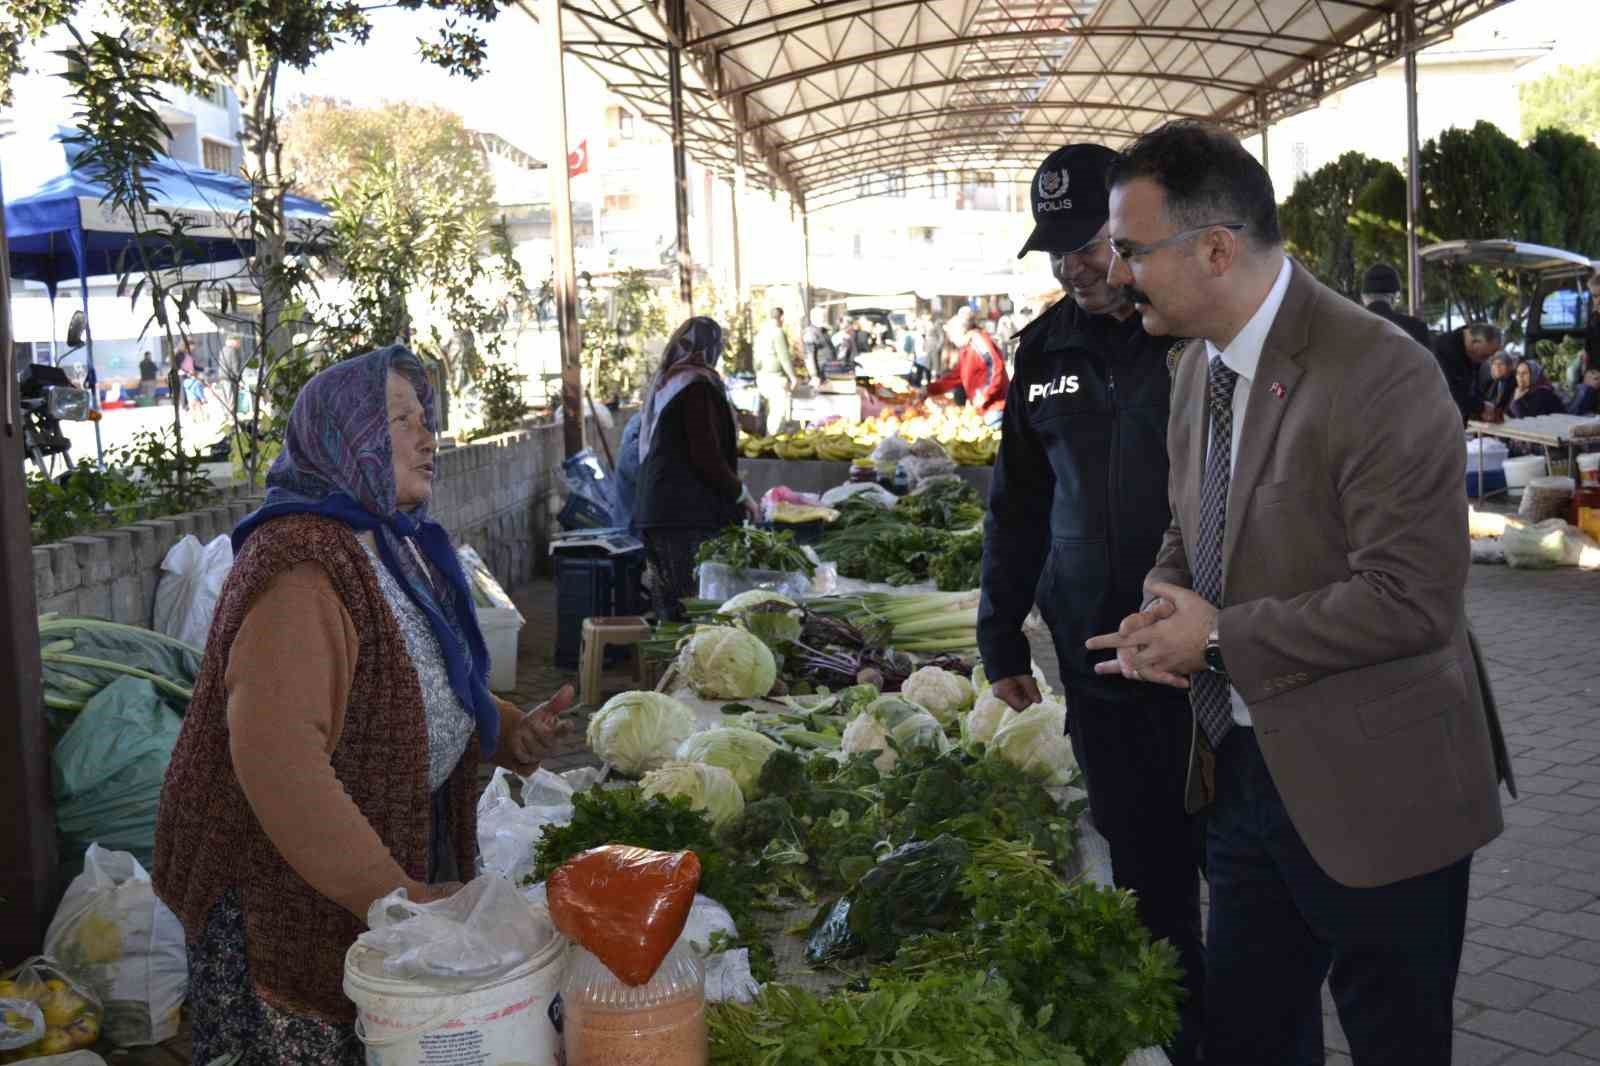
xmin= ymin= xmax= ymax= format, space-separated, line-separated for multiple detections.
xmin=560 ymin=939 xmax=707 ymax=1066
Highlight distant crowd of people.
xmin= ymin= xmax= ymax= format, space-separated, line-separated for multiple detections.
xmin=745 ymin=300 xmax=1036 ymax=434
xmin=1359 ymin=263 xmax=1600 ymax=424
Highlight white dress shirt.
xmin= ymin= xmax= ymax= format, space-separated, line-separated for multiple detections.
xmin=1202 ymin=255 xmax=1292 ymax=728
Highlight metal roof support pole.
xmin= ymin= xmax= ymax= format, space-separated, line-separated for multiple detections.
xmin=800 ymin=204 xmax=813 ymax=325
xmin=0 ymin=185 xmax=59 ymax=959
xmin=732 ymin=133 xmax=746 ymax=307
xmin=1255 ymin=94 xmax=1270 ymax=175
xmin=1403 ymin=3 xmax=1423 ymax=315
xmin=544 ymin=0 xmax=585 ymax=457
xmin=666 ymin=0 xmax=693 ymax=308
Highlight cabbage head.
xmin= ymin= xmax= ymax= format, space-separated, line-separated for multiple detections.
xmin=677 ymin=625 xmax=778 ymax=699
xmin=719 ymin=590 xmax=800 ymax=617
xmin=987 ymin=701 xmax=1077 ymax=786
xmin=888 ymin=707 xmax=953 ymax=759
xmin=675 ymin=726 xmax=780 ymax=797
xmin=900 ymin=665 xmax=973 ymax=726
xmin=863 ymin=694 xmax=924 ymax=728
xmin=641 ymin=762 xmax=746 ymax=828
xmin=841 ymin=712 xmax=897 ymax=774
xmin=586 ymin=691 xmax=697 ymax=775
xmin=970 ymin=663 xmax=990 ymax=697
xmin=961 ymin=689 xmax=1011 ymax=753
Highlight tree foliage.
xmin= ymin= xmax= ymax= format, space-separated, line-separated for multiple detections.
xmin=1420 ymin=121 xmax=1561 ymax=247
xmin=582 ymin=269 xmax=669 ymax=404
xmin=281 ymin=96 xmax=496 ymax=216
xmin=1279 ymin=151 xmax=1406 ymax=298
xmin=1527 ymin=126 xmax=1600 ymax=256
xmin=1520 ymin=61 xmax=1600 ymax=143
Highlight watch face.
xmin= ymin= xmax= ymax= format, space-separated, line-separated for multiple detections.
xmin=1205 ymin=643 xmax=1225 ymax=673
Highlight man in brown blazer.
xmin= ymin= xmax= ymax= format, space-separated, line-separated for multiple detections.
xmin=1087 ymin=122 xmax=1507 ymax=1066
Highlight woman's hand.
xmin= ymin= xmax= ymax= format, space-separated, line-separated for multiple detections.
xmin=502 ymin=684 xmax=577 ymax=773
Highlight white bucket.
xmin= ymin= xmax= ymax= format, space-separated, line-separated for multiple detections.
xmin=477 ymin=606 xmax=524 ymax=692
xmin=1579 ymin=453 xmax=1600 ymax=487
xmin=345 ymin=934 xmax=567 ymax=1066
xmin=1504 ymin=455 xmax=1547 ymax=490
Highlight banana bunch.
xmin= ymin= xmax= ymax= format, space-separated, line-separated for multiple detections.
xmin=947 ymin=436 xmax=1000 ymax=465
xmin=740 ymin=434 xmax=778 ymax=459
xmin=771 ymin=434 xmax=818 ymax=460
xmin=812 ymin=431 xmax=874 ymax=462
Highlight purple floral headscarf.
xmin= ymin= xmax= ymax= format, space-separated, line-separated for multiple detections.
xmin=233 ymin=345 xmax=501 ymax=754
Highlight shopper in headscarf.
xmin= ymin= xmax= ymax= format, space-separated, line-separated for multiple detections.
xmin=635 ymin=317 xmax=758 ymax=620
xmin=1508 ymin=358 xmax=1565 ymax=419
xmin=154 ymin=345 xmax=573 ymax=1066
xmin=1483 ymin=352 xmax=1515 ymax=416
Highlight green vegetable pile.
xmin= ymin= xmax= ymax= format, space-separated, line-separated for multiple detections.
xmin=697 ymin=525 xmax=816 ymax=577
xmin=528 ymin=731 xmax=1175 ymax=1065
xmin=38 ymin=614 xmax=202 ymax=737
xmin=710 ymin=969 xmax=1088 ymax=1066
xmin=816 ymin=481 xmax=986 ymax=590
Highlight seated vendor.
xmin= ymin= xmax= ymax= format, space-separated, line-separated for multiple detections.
xmin=1507 ymin=358 xmax=1566 ymax=419
xmin=153 ymin=345 xmax=574 ymax=1065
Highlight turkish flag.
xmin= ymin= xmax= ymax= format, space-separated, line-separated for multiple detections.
xmin=567 ymin=140 xmax=589 ymax=178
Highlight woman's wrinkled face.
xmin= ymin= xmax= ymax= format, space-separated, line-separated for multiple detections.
xmin=1516 ymin=364 xmax=1533 ymax=390
xmin=388 ymin=370 xmax=436 ymax=508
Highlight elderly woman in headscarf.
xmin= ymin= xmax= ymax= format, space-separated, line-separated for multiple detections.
xmin=635 ymin=316 xmax=758 ymax=621
xmin=153 ymin=346 xmax=572 ymax=1065
xmin=1482 ymin=352 xmax=1515 ymax=417
xmin=1508 ymin=357 xmax=1565 ymax=419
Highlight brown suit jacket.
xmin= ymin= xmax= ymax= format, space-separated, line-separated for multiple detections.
xmin=1148 ymin=259 xmax=1506 ymax=889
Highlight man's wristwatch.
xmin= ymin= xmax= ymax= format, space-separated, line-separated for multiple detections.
xmin=1203 ymin=626 xmax=1227 ymax=678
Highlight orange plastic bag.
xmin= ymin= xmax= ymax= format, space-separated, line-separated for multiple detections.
xmin=547 ymin=845 xmax=702 ymax=986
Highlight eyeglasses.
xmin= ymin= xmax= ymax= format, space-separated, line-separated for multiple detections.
xmin=1109 ymin=222 xmax=1246 ymax=263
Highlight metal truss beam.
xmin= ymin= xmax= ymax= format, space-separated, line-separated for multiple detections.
xmin=721 ymin=26 xmax=1387 ymax=100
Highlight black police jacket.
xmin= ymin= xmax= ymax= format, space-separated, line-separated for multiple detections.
xmin=977 ymin=297 xmax=1178 ymax=702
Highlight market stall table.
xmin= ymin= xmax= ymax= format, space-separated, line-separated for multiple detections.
xmin=1468 ymin=415 xmax=1600 ymax=501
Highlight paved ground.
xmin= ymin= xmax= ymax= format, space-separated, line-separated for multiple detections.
xmin=113 ymin=560 xmax=1600 ymax=1065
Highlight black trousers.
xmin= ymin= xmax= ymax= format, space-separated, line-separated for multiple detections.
xmin=642 ymin=525 xmax=718 ymax=622
xmin=1068 ymin=687 xmax=1207 ymax=1066
xmin=1206 ymin=727 xmax=1470 ymax=1066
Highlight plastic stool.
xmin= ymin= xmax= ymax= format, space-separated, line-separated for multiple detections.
xmin=579 ymin=616 xmax=651 ymax=708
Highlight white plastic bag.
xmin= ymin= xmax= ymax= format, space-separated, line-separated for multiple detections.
xmin=697 ymin=560 xmax=838 ymax=601
xmin=1503 ymin=519 xmax=1600 ymax=570
xmin=151 ymin=535 xmax=232 ymax=649
xmin=42 ymin=845 xmax=186 ymax=1047
xmin=360 ymin=875 xmax=554 ymax=983
xmin=819 ymin=481 xmax=898 ymax=509
xmin=676 ymin=895 xmax=737 ymax=956
xmin=475 ymin=769 xmax=575 ymax=884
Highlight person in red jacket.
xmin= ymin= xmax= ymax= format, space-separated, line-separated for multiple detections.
xmin=925 ymin=307 xmax=1009 ymax=423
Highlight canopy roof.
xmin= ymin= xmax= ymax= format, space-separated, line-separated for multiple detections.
xmin=555 ymin=0 xmax=1507 ymax=208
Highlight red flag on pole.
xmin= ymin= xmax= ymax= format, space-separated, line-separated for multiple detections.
xmin=567 ymin=140 xmax=589 ymax=178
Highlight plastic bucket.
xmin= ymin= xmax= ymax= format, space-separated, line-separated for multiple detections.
xmin=1503 ymin=455 xmax=1546 ymax=490
xmin=1579 ymin=453 xmax=1600 ymax=488
xmin=477 ymin=606 xmax=524 ymax=692
xmin=345 ymin=934 xmax=566 ymax=1066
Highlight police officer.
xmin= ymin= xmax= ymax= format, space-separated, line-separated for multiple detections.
xmin=978 ymin=143 xmax=1205 ymax=1066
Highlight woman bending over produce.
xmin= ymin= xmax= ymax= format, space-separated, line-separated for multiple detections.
xmin=152 ymin=346 xmax=572 ymax=1065
xmin=636 ymin=316 xmax=760 ymax=619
